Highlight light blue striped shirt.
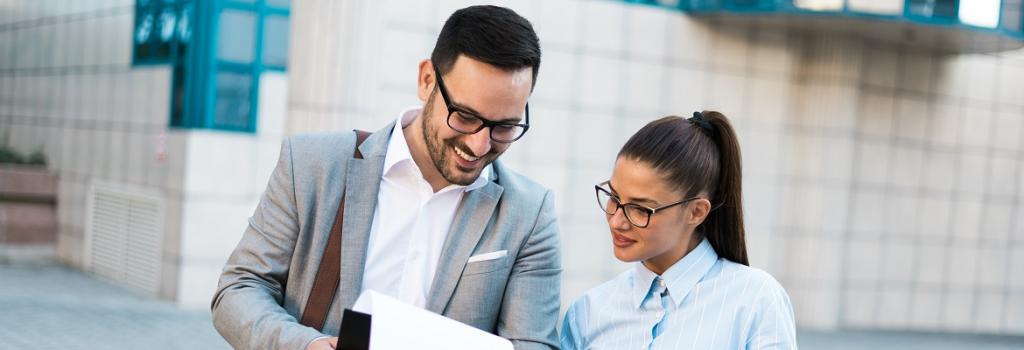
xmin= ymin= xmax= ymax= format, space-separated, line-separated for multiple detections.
xmin=560 ymin=239 xmax=797 ymax=350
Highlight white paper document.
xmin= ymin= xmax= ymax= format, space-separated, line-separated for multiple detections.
xmin=351 ymin=290 xmax=514 ymax=350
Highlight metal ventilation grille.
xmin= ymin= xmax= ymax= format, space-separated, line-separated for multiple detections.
xmin=85 ymin=183 xmax=164 ymax=295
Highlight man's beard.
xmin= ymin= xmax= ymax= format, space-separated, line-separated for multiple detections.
xmin=422 ymin=92 xmax=496 ymax=186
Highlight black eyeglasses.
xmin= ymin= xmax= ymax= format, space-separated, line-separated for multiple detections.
xmin=433 ymin=67 xmax=530 ymax=143
xmin=595 ymin=181 xmax=700 ymax=228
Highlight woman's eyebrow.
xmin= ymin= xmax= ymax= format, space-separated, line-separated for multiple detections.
xmin=607 ymin=182 xmax=659 ymax=205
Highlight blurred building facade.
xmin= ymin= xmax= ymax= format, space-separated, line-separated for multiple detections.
xmin=0 ymin=0 xmax=291 ymax=307
xmin=1 ymin=0 xmax=1022 ymax=336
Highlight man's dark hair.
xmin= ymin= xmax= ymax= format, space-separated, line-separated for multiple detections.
xmin=431 ymin=5 xmax=541 ymax=87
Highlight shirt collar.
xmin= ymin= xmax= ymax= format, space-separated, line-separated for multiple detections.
xmin=632 ymin=238 xmax=718 ymax=309
xmin=383 ymin=107 xmax=491 ymax=192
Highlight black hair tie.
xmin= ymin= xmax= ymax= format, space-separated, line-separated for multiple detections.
xmin=688 ymin=111 xmax=714 ymax=133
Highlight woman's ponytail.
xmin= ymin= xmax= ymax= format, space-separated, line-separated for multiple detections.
xmin=699 ymin=111 xmax=747 ymax=266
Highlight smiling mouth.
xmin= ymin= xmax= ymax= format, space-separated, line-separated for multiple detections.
xmin=453 ymin=146 xmax=480 ymax=162
xmin=612 ymin=233 xmax=636 ymax=248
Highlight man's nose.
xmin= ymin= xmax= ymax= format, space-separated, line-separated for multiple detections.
xmin=464 ymin=127 xmax=492 ymax=156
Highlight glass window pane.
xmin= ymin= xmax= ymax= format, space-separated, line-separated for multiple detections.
xmin=214 ymin=70 xmax=253 ymax=130
xmin=1002 ymin=0 xmax=1022 ymax=32
xmin=267 ymin=0 xmax=291 ymax=8
xmin=960 ymin=0 xmax=1001 ymax=28
xmin=848 ymin=0 xmax=904 ymax=15
xmin=908 ymin=0 xmax=957 ymax=19
xmin=793 ymin=0 xmax=843 ymax=11
xmin=262 ymin=15 xmax=290 ymax=67
xmin=177 ymin=3 xmax=192 ymax=43
xmin=153 ymin=5 xmax=175 ymax=58
xmin=157 ymin=5 xmax=177 ymax=43
xmin=217 ymin=10 xmax=256 ymax=63
xmin=176 ymin=3 xmax=191 ymax=60
xmin=134 ymin=7 xmax=156 ymax=60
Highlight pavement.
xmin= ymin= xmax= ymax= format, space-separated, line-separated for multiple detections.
xmin=0 ymin=263 xmax=229 ymax=350
xmin=799 ymin=329 xmax=1024 ymax=349
xmin=0 ymin=262 xmax=1022 ymax=349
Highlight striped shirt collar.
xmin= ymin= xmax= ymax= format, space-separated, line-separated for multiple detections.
xmin=632 ymin=238 xmax=718 ymax=309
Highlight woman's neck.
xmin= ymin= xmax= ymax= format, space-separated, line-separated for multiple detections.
xmin=642 ymin=234 xmax=702 ymax=275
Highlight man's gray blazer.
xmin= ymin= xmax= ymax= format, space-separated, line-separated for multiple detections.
xmin=211 ymin=122 xmax=562 ymax=349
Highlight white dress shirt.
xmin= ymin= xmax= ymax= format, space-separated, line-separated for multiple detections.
xmin=361 ymin=108 xmax=491 ymax=308
xmin=561 ymin=239 xmax=797 ymax=349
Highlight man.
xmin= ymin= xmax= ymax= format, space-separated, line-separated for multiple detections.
xmin=211 ymin=5 xmax=560 ymax=350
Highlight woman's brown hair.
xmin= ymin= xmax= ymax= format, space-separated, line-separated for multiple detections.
xmin=617 ymin=111 xmax=748 ymax=265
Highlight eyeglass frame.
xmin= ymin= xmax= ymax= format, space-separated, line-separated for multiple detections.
xmin=433 ymin=66 xmax=530 ymax=143
xmin=595 ymin=181 xmax=702 ymax=228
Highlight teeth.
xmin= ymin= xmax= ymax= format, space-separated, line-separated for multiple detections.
xmin=454 ymin=147 xmax=479 ymax=162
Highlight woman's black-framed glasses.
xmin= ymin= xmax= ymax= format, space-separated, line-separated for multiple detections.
xmin=433 ymin=67 xmax=530 ymax=143
xmin=595 ymin=181 xmax=700 ymax=228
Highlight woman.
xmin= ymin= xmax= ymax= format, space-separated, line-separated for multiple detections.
xmin=560 ymin=112 xmax=796 ymax=349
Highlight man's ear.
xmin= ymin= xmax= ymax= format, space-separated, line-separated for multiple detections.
xmin=417 ymin=59 xmax=434 ymax=102
xmin=688 ymin=198 xmax=711 ymax=226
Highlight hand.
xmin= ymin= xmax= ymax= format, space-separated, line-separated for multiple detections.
xmin=305 ymin=337 xmax=338 ymax=350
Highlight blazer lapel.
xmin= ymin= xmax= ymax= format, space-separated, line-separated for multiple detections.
xmin=336 ymin=125 xmax=391 ymax=309
xmin=425 ymin=168 xmax=504 ymax=313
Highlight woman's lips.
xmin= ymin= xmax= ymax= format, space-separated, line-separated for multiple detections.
xmin=612 ymin=232 xmax=636 ymax=248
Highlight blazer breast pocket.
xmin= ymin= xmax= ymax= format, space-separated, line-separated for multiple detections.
xmin=462 ymin=255 xmax=510 ymax=276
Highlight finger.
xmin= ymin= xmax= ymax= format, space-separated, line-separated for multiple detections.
xmin=328 ymin=337 xmax=338 ymax=347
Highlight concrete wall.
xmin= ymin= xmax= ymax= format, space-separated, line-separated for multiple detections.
xmin=173 ymin=72 xmax=287 ymax=308
xmin=0 ymin=0 xmax=175 ymax=284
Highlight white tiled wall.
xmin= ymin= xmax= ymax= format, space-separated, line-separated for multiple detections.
xmin=0 ymin=0 xmax=173 ymax=275
xmin=0 ymin=1 xmax=288 ymax=308
xmin=286 ymin=0 xmax=1024 ymax=335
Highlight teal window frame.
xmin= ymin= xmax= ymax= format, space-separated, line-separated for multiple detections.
xmin=133 ymin=0 xmax=290 ymax=134
xmin=625 ymin=0 xmax=1024 ymax=39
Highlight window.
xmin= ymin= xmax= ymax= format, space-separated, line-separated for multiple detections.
xmin=1002 ymin=0 xmax=1022 ymax=32
xmin=205 ymin=0 xmax=291 ymax=132
xmin=133 ymin=0 xmax=291 ymax=133
xmin=213 ymin=70 xmax=254 ymax=130
xmin=793 ymin=0 xmax=844 ymax=11
xmin=217 ymin=10 xmax=257 ymax=64
xmin=848 ymin=0 xmax=904 ymax=15
xmin=134 ymin=0 xmax=192 ymax=64
xmin=959 ymin=0 xmax=1001 ymax=28
xmin=262 ymin=15 xmax=290 ymax=69
xmin=908 ymin=0 xmax=958 ymax=20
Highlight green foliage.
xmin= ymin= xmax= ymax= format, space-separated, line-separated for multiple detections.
xmin=0 ymin=145 xmax=47 ymax=166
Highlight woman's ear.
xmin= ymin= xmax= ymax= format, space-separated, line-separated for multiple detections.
xmin=688 ymin=198 xmax=712 ymax=226
xmin=417 ymin=59 xmax=434 ymax=102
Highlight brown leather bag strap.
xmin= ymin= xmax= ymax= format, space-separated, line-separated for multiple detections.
xmin=300 ymin=130 xmax=371 ymax=331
